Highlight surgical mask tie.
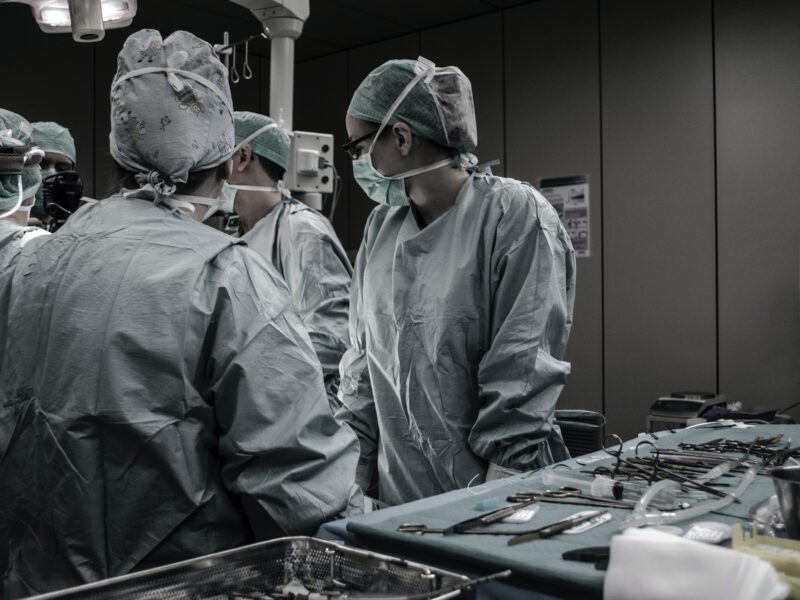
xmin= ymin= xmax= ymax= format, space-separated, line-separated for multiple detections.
xmin=227 ymin=182 xmax=289 ymax=196
xmin=122 ymin=184 xmax=219 ymax=217
xmin=169 ymin=193 xmax=220 ymax=219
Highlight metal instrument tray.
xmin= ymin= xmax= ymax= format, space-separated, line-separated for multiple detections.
xmin=30 ymin=536 xmax=476 ymax=599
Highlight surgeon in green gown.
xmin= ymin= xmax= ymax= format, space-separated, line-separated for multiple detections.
xmin=339 ymin=56 xmax=576 ymax=506
xmin=226 ymin=111 xmax=352 ymax=413
xmin=0 ymin=30 xmax=360 ymax=598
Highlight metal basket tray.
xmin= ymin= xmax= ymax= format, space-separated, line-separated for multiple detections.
xmin=29 ymin=537 xmax=476 ymax=599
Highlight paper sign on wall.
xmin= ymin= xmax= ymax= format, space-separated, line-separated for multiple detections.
xmin=539 ymin=175 xmax=591 ymax=257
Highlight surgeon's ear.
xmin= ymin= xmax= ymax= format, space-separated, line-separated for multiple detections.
xmin=236 ymin=144 xmax=252 ymax=172
xmin=393 ymin=123 xmax=413 ymax=157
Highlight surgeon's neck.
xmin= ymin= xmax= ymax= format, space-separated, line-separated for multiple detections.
xmin=407 ymin=166 xmax=469 ymax=227
xmin=237 ymin=179 xmax=284 ymax=233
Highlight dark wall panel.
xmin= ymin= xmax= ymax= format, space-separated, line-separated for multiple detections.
xmin=601 ymin=0 xmax=717 ymax=438
xmin=505 ymin=0 xmax=603 ymax=413
xmin=715 ymin=0 xmax=800 ymax=414
xmin=93 ymin=28 xmax=136 ymax=199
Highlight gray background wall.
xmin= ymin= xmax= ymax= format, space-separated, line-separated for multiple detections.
xmin=1 ymin=0 xmax=798 ymax=439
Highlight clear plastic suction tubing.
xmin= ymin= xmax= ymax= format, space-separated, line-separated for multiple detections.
xmin=620 ymin=465 xmax=757 ymax=529
xmin=541 ymin=468 xmax=676 ymax=503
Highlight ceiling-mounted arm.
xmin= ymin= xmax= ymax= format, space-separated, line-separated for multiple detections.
xmin=228 ymin=0 xmax=309 ymax=130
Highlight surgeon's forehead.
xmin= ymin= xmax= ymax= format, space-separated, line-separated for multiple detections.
xmin=42 ymin=152 xmax=74 ymax=169
xmin=345 ymin=115 xmax=374 ymax=140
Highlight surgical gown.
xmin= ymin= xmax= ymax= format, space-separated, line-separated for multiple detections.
xmin=0 ymin=194 xmax=361 ymax=598
xmin=338 ymin=172 xmax=576 ymax=506
xmin=0 ymin=220 xmax=48 ymax=582
xmin=241 ymin=197 xmax=352 ymax=412
xmin=0 ymin=220 xmax=48 ymax=365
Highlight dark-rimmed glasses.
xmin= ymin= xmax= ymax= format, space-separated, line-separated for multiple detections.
xmin=342 ymin=130 xmax=379 ymax=160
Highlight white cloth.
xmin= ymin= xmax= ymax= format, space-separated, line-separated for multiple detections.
xmin=603 ymin=528 xmax=789 ymax=600
xmin=18 ymin=227 xmax=49 ymax=247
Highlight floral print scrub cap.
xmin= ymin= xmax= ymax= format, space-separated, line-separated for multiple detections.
xmin=110 ymin=29 xmax=235 ymax=201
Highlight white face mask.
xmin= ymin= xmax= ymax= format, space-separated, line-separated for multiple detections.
xmin=202 ymin=182 xmax=236 ymax=222
xmin=218 ymin=182 xmax=286 ymax=215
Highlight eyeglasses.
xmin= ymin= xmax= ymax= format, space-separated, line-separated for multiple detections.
xmin=342 ymin=130 xmax=379 ymax=160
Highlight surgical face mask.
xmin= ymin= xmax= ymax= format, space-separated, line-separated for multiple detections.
xmin=208 ymin=182 xmax=284 ymax=221
xmin=351 ymin=58 xmax=454 ymax=207
xmin=352 ymin=152 xmax=452 ymax=207
xmin=204 ymin=182 xmax=236 ymax=221
xmin=0 ymin=136 xmax=44 ymax=220
xmin=221 ymin=181 xmax=285 ymax=208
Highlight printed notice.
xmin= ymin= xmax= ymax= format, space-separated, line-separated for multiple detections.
xmin=539 ymin=175 xmax=590 ymax=257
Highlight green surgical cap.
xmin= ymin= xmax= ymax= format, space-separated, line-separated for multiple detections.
xmin=0 ymin=108 xmax=42 ymax=210
xmin=347 ymin=57 xmax=478 ymax=153
xmin=32 ymin=121 xmax=77 ymax=165
xmin=234 ymin=111 xmax=290 ymax=171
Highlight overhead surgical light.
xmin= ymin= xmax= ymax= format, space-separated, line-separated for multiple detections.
xmin=0 ymin=0 xmax=137 ymax=41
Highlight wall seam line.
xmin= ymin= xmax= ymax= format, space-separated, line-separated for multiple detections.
xmin=597 ymin=0 xmax=607 ymax=420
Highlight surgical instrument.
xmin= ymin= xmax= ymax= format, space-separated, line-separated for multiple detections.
xmin=507 ymin=511 xmax=609 ymax=546
xmin=397 ymin=523 xmax=531 ymax=536
xmin=398 ymin=497 xmax=540 ymax=536
xmin=596 ymin=439 xmax=742 ymax=502
xmin=443 ymin=497 xmax=540 ymax=535
xmin=508 ymin=489 xmax=689 ymax=511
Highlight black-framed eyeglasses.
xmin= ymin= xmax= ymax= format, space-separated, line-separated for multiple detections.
xmin=342 ymin=130 xmax=379 ymax=160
